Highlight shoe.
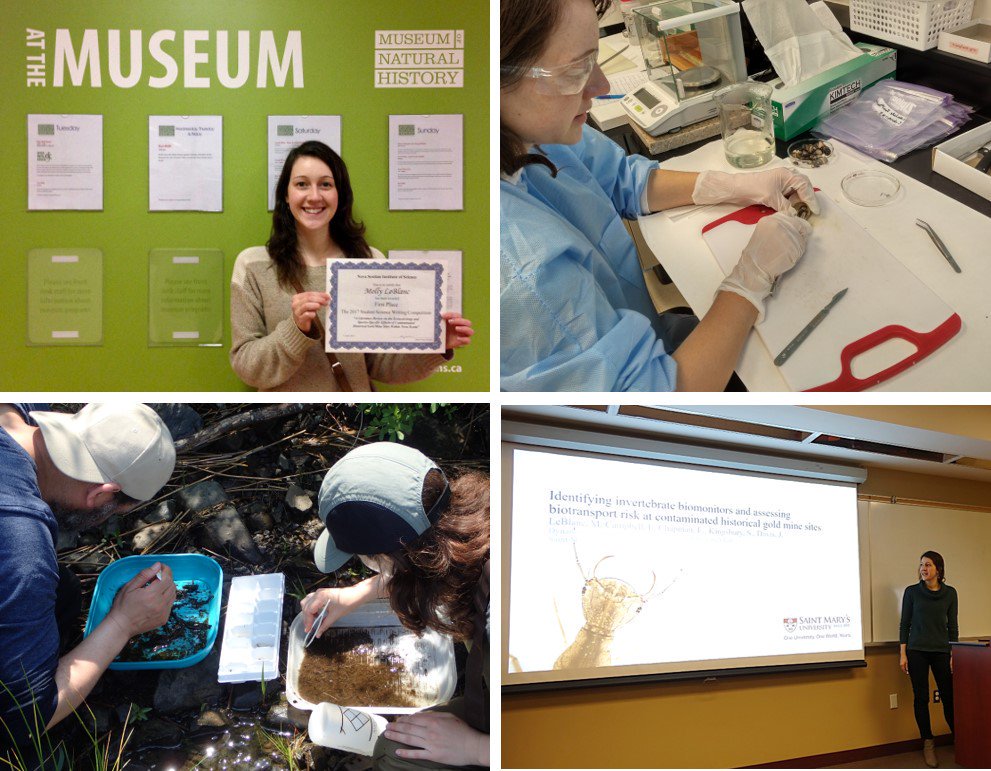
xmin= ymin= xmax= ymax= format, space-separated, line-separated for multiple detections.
xmin=923 ymin=738 xmax=938 ymax=768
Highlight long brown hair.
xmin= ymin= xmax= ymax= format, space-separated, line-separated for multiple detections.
xmin=500 ymin=0 xmax=611 ymax=176
xmin=266 ymin=141 xmax=372 ymax=291
xmin=386 ymin=469 xmax=490 ymax=641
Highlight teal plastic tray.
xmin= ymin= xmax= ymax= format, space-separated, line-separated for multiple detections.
xmin=84 ymin=553 xmax=223 ymax=670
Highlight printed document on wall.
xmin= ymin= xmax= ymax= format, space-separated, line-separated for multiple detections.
xmin=27 ymin=114 xmax=103 ymax=211
xmin=388 ymin=114 xmax=463 ymax=210
xmin=149 ymin=116 xmax=223 ymax=211
xmin=266 ymin=115 xmax=342 ymax=210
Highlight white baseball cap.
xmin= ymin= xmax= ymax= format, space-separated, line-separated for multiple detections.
xmin=314 ymin=442 xmax=449 ymax=573
xmin=30 ymin=403 xmax=176 ymax=501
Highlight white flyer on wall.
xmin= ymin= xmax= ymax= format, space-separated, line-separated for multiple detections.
xmin=27 ymin=114 xmax=103 ymax=211
xmin=148 ymin=116 xmax=223 ymax=211
xmin=266 ymin=115 xmax=342 ymax=210
xmin=388 ymin=114 xmax=463 ymax=210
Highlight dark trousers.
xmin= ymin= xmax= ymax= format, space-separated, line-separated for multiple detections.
xmin=907 ymin=649 xmax=954 ymax=740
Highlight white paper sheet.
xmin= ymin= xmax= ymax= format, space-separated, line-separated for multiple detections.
xmin=27 ymin=114 xmax=103 ymax=211
xmin=148 ymin=116 xmax=223 ymax=211
xmin=388 ymin=250 xmax=462 ymax=314
xmin=388 ymin=114 xmax=463 ymax=210
xmin=266 ymin=115 xmax=342 ymax=210
xmin=325 ymin=259 xmax=448 ymax=354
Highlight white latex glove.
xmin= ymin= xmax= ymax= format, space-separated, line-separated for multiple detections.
xmin=718 ymin=212 xmax=814 ymax=323
xmin=693 ymin=167 xmax=820 ymax=215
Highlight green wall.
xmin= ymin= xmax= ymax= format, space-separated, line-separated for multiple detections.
xmin=1 ymin=1 xmax=488 ymax=391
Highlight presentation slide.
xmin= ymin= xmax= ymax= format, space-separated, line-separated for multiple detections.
xmin=506 ymin=446 xmax=864 ymax=685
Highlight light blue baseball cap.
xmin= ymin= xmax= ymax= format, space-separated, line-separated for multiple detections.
xmin=314 ymin=442 xmax=449 ymax=573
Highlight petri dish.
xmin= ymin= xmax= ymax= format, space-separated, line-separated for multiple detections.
xmin=840 ymin=169 xmax=901 ymax=207
xmin=788 ymin=138 xmax=834 ymax=168
xmin=679 ymin=65 xmax=722 ymax=90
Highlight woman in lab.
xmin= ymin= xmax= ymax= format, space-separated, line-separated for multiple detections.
xmin=899 ymin=550 xmax=957 ymax=768
xmin=500 ymin=0 xmax=818 ymax=391
xmin=301 ymin=443 xmax=490 ymax=769
xmin=230 ymin=141 xmax=474 ymax=391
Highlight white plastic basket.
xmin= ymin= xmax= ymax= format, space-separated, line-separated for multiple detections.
xmin=850 ymin=0 xmax=975 ymax=50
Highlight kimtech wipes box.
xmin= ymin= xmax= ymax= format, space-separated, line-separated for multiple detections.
xmin=768 ymin=43 xmax=897 ymax=141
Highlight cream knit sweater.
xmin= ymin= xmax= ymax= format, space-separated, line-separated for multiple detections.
xmin=230 ymin=246 xmax=447 ymax=391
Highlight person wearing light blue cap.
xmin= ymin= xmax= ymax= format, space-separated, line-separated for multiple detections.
xmin=302 ymin=442 xmax=490 ymax=769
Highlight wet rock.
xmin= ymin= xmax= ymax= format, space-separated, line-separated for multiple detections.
xmin=277 ymin=454 xmax=294 ymax=473
xmin=78 ymin=532 xmax=100 ymax=546
xmin=230 ymin=682 xmax=264 ymax=711
xmin=133 ymin=717 xmax=183 ymax=751
xmin=56 ymin=528 xmax=79 ymax=550
xmin=196 ymin=708 xmax=231 ymax=729
xmin=142 ymin=500 xmax=177 ymax=525
xmin=264 ymin=696 xmax=310 ymax=732
xmin=132 ymin=522 xmax=171 ymax=552
xmin=247 ymin=510 xmax=276 ymax=533
xmin=302 ymin=743 xmax=336 ymax=769
xmin=197 ymin=505 xmax=265 ymax=565
xmin=148 ymin=403 xmax=203 ymax=441
xmin=177 ymin=480 xmax=228 ymax=513
xmin=154 ymin=649 xmax=224 ymax=713
xmin=285 ymin=484 xmax=313 ymax=514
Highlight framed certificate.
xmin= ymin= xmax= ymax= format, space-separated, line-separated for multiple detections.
xmin=326 ymin=259 xmax=447 ymax=353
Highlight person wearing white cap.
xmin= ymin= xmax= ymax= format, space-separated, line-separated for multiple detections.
xmin=0 ymin=403 xmax=177 ymax=758
xmin=301 ymin=442 xmax=490 ymax=769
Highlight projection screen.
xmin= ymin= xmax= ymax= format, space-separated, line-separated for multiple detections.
xmin=503 ymin=438 xmax=865 ymax=689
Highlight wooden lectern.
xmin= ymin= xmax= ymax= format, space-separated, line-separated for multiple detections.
xmin=951 ymin=641 xmax=991 ymax=768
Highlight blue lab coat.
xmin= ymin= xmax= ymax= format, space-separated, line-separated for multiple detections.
xmin=500 ymin=125 xmax=678 ymax=391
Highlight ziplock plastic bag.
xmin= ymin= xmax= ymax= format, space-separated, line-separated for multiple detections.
xmin=813 ymin=80 xmax=973 ymax=162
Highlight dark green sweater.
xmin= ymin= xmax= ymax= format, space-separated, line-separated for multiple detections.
xmin=899 ymin=581 xmax=959 ymax=652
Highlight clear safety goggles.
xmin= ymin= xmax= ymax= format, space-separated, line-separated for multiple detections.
xmin=502 ymin=50 xmax=599 ymax=96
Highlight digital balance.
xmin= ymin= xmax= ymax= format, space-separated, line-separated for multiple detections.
xmin=622 ymin=0 xmax=747 ymax=136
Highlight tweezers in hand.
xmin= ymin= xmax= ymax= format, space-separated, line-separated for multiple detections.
xmin=916 ymin=219 xmax=962 ymax=274
xmin=304 ymin=597 xmax=332 ymax=648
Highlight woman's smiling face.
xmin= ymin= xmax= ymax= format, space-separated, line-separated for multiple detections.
xmin=286 ymin=155 xmax=338 ymax=234
xmin=500 ymin=0 xmax=610 ymax=148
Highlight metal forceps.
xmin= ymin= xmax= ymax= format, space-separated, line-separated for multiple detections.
xmin=916 ymin=219 xmax=962 ymax=274
xmin=303 ymin=596 xmax=333 ymax=647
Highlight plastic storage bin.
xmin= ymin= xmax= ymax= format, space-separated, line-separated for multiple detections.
xmin=285 ymin=600 xmax=456 ymax=715
xmin=84 ymin=553 xmax=222 ymax=670
xmin=850 ymin=0 xmax=975 ymax=50
xmin=217 ymin=573 xmax=285 ymax=683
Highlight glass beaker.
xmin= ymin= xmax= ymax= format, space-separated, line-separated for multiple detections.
xmin=715 ymin=82 xmax=775 ymax=169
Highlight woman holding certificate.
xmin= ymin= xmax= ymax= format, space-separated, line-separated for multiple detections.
xmin=231 ymin=141 xmax=474 ymax=391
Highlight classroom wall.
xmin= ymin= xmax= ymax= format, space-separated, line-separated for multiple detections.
xmin=1 ymin=1 xmax=488 ymax=391
xmin=503 ymin=464 xmax=991 ymax=768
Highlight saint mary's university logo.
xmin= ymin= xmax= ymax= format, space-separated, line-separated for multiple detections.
xmin=783 ymin=618 xmax=798 ymax=633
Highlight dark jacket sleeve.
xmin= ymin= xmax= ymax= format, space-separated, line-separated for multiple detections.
xmin=947 ymin=587 xmax=959 ymax=642
xmin=899 ymin=585 xmax=913 ymax=645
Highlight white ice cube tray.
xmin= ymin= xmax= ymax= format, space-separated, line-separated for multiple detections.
xmin=217 ymin=572 xmax=285 ymax=683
